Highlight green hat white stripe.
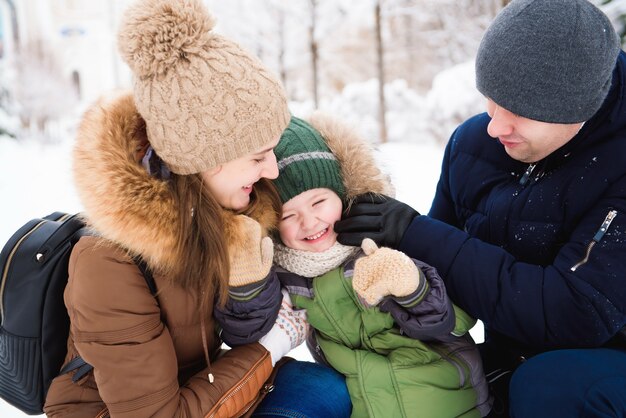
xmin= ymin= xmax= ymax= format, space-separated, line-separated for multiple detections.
xmin=277 ymin=151 xmax=337 ymax=171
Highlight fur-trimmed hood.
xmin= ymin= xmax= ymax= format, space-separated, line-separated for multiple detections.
xmin=306 ymin=112 xmax=394 ymax=199
xmin=73 ymin=91 xmax=277 ymax=273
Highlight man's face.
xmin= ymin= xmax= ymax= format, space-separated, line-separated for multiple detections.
xmin=485 ymin=99 xmax=584 ymax=163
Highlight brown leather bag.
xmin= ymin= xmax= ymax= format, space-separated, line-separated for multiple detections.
xmin=240 ymin=357 xmax=294 ymax=418
xmin=93 ymin=357 xmax=294 ymax=418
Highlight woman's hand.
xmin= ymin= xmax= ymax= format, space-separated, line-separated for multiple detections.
xmin=228 ymin=215 xmax=274 ymax=287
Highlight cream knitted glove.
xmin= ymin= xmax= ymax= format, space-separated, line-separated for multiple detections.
xmin=259 ymin=289 xmax=309 ymax=366
xmin=228 ymin=215 xmax=274 ymax=287
xmin=352 ymin=238 xmax=421 ymax=306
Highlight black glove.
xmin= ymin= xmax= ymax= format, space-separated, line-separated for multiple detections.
xmin=335 ymin=193 xmax=419 ymax=248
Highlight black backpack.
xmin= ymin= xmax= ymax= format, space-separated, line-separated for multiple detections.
xmin=0 ymin=212 xmax=155 ymax=415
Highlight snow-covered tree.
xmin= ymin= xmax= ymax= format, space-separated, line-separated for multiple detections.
xmin=8 ymin=40 xmax=78 ymax=141
xmin=0 ymin=61 xmax=18 ymax=139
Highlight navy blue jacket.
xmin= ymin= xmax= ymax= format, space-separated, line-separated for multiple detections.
xmin=399 ymin=51 xmax=626 ymax=354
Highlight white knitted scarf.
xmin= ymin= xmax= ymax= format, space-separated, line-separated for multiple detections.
xmin=273 ymin=242 xmax=360 ymax=278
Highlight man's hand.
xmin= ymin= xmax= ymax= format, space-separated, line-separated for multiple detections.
xmin=335 ymin=193 xmax=419 ymax=248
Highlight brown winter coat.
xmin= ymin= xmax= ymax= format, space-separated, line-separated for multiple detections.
xmin=44 ymin=92 xmax=277 ymax=418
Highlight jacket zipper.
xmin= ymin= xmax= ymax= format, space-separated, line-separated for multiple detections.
xmin=571 ymin=210 xmax=617 ymax=272
xmin=0 ymin=212 xmax=72 ymax=320
xmin=205 ymin=351 xmax=270 ymax=418
xmin=0 ymin=220 xmax=47 ymax=322
xmin=237 ymin=382 xmax=275 ymax=418
xmin=518 ymin=163 xmax=537 ymax=186
xmin=95 ymin=407 xmax=109 ymax=418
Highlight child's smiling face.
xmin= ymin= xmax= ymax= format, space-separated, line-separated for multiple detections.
xmin=278 ymin=188 xmax=343 ymax=252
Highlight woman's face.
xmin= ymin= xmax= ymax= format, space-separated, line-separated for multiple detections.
xmin=202 ymin=138 xmax=280 ymax=211
xmin=278 ymin=188 xmax=343 ymax=252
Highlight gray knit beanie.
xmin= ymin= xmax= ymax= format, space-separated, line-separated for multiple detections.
xmin=476 ymin=0 xmax=621 ymax=123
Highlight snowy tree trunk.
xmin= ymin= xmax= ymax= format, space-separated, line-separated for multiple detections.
xmin=310 ymin=0 xmax=319 ymax=108
xmin=375 ymin=1 xmax=388 ymax=143
xmin=276 ymin=6 xmax=287 ymax=91
xmin=402 ymin=0 xmax=416 ymax=87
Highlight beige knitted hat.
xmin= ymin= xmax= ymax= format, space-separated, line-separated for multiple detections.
xmin=117 ymin=0 xmax=290 ymax=175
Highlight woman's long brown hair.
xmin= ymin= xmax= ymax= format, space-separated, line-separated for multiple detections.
xmin=169 ymin=174 xmax=281 ymax=311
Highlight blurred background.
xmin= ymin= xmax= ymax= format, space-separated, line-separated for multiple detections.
xmin=1 ymin=0 xmax=623 ymax=147
xmin=1 ymin=0 xmax=626 ymax=416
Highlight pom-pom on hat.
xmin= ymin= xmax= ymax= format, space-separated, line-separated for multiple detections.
xmin=476 ymin=0 xmax=620 ymax=124
xmin=273 ymin=117 xmax=346 ymax=204
xmin=117 ymin=0 xmax=290 ymax=175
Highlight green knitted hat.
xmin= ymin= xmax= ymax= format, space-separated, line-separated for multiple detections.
xmin=273 ymin=117 xmax=345 ymax=203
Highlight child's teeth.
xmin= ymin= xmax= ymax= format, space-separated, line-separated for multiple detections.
xmin=306 ymin=228 xmax=327 ymax=240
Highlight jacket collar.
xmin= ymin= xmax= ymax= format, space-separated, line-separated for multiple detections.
xmin=550 ymin=51 xmax=626 ymax=165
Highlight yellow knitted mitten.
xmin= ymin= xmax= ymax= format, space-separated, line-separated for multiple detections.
xmin=352 ymin=238 xmax=420 ymax=306
xmin=227 ymin=215 xmax=274 ymax=287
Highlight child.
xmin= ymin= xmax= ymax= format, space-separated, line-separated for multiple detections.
xmin=269 ymin=115 xmax=491 ymax=418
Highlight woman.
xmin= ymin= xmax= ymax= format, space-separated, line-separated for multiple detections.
xmin=43 ymin=0 xmax=350 ymax=416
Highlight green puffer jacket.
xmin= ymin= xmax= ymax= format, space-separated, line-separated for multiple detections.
xmin=285 ymin=262 xmax=490 ymax=418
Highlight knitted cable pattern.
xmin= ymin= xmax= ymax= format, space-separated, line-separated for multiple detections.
xmin=273 ymin=242 xmax=359 ymax=278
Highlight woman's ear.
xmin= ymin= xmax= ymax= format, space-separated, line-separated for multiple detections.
xmin=204 ymin=164 xmax=223 ymax=178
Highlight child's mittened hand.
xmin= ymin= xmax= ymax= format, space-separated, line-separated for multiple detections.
xmin=227 ymin=215 xmax=274 ymax=287
xmin=352 ymin=238 xmax=420 ymax=306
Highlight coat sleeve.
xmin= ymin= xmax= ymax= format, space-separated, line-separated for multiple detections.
xmin=63 ymin=242 xmax=273 ymax=418
xmin=379 ymin=259 xmax=474 ymax=341
xmin=213 ymin=272 xmax=283 ymax=346
xmin=399 ymin=142 xmax=626 ymax=349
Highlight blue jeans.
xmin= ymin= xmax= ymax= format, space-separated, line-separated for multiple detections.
xmin=252 ymin=360 xmax=351 ymax=418
xmin=509 ymin=348 xmax=626 ymax=418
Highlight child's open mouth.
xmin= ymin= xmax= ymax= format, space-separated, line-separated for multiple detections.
xmin=304 ymin=228 xmax=328 ymax=241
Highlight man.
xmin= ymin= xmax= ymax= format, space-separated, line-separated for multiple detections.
xmin=335 ymin=0 xmax=626 ymax=417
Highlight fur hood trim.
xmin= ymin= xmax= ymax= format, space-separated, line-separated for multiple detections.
xmin=307 ymin=112 xmax=394 ymax=199
xmin=73 ymin=91 xmax=276 ymax=272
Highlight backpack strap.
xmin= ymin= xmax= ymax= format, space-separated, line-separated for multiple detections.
xmin=59 ymin=356 xmax=93 ymax=382
xmin=134 ymin=256 xmax=158 ymax=298
xmin=61 ymin=257 xmax=157 ymax=382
